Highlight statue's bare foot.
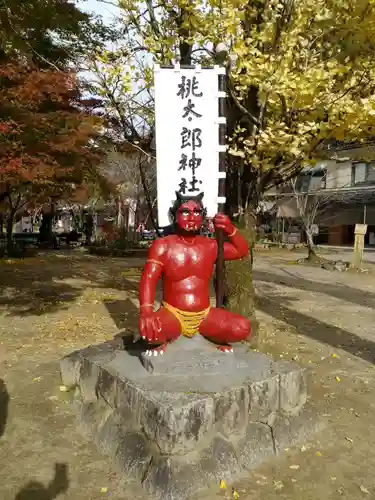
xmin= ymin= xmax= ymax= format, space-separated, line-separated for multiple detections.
xmin=200 ymin=335 xmax=234 ymax=353
xmin=145 ymin=343 xmax=167 ymax=357
xmin=216 ymin=344 xmax=233 ymax=353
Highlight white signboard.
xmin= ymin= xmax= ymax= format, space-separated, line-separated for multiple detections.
xmin=154 ymin=65 xmax=225 ymax=227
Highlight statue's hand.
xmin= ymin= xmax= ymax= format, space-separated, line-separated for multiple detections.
xmin=139 ymin=310 xmax=164 ymax=343
xmin=213 ymin=213 xmax=235 ymax=235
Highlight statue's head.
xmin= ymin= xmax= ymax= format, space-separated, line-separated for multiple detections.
xmin=169 ymin=191 xmax=206 ymax=233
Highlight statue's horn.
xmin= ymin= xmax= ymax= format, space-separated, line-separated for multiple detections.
xmin=197 ymin=192 xmax=204 ymax=201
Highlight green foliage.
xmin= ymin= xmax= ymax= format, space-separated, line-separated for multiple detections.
xmin=84 ymin=48 xmax=154 ymax=145
xmin=0 ymin=0 xmax=116 ymax=68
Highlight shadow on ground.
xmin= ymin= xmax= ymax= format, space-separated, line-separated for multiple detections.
xmin=14 ymin=463 xmax=69 ymax=500
xmin=0 ymin=252 xmax=142 ymax=317
xmin=3 ymin=252 xmax=375 ymax=368
xmin=103 ymin=298 xmax=139 ymax=338
xmin=254 ymin=268 xmax=375 ymax=309
xmin=256 ymin=287 xmax=375 ymax=365
xmin=0 ymin=378 xmax=9 ymax=438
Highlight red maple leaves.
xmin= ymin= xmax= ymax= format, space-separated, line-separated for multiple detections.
xmin=0 ymin=63 xmax=103 ymax=205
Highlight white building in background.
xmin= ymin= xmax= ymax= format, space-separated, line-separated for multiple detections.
xmin=265 ymin=141 xmax=375 ymax=246
xmin=14 ymin=216 xmax=33 ymax=233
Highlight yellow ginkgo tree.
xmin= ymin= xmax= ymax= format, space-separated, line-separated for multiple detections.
xmin=94 ymin=0 xmax=375 ymax=337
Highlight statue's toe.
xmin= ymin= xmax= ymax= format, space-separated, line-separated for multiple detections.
xmin=216 ymin=344 xmax=233 ymax=353
xmin=145 ymin=345 xmax=166 ymax=357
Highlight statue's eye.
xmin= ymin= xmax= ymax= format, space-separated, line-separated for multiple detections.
xmin=180 ymin=209 xmax=190 ymax=216
xmin=194 ymin=210 xmax=202 ymax=216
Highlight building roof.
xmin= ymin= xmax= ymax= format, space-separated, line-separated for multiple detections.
xmin=323 ymin=138 xmax=375 ymax=150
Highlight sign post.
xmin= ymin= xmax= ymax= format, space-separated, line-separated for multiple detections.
xmin=154 ymin=64 xmax=227 ymax=306
xmin=215 ymin=70 xmax=227 ymax=308
xmin=352 ymin=223 xmax=367 ymax=269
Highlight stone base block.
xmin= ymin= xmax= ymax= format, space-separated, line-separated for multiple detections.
xmin=60 ymin=335 xmax=320 ymax=500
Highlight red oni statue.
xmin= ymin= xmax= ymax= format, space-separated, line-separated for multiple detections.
xmin=138 ymin=192 xmax=251 ymax=356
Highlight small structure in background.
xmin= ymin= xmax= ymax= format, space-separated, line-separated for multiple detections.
xmin=264 ymin=140 xmax=375 ymax=249
xmin=352 ymin=223 xmax=368 ymax=269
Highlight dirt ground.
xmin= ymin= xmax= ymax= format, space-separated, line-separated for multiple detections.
xmin=1 ymin=249 xmax=375 ymax=500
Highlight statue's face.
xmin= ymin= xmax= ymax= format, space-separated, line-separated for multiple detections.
xmin=176 ymin=200 xmax=204 ymax=232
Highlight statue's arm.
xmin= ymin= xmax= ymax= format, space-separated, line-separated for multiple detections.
xmin=139 ymin=239 xmax=166 ymax=311
xmin=212 ymin=213 xmax=248 ymax=261
xmin=223 ymin=228 xmax=249 ymax=261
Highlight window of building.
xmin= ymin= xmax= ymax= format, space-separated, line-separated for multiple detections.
xmin=351 ymin=162 xmax=375 ymax=185
xmin=296 ymin=170 xmax=326 ymax=192
xmin=367 ymin=163 xmax=375 ymax=182
xmin=310 ymin=171 xmax=326 ymax=190
xmin=351 ymin=162 xmax=367 ymax=184
xmin=299 ymin=174 xmax=310 ymax=192
xmin=320 ymin=173 xmax=327 ymax=189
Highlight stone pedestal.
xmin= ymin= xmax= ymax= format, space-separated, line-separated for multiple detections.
xmin=60 ymin=335 xmax=319 ymax=500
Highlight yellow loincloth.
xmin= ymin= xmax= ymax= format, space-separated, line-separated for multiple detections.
xmin=162 ymin=301 xmax=210 ymax=338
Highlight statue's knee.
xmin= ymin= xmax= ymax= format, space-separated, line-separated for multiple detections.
xmin=236 ymin=317 xmax=251 ymax=340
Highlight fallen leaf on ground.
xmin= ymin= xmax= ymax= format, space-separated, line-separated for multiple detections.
xmin=360 ymin=485 xmax=370 ymax=494
xmin=232 ymin=489 xmax=240 ymax=499
xmin=335 ymin=376 xmax=341 ymax=382
xmin=345 ymin=436 xmax=353 ymax=443
xmin=32 ymin=377 xmax=41 ymax=382
xmin=273 ymin=480 xmax=284 ymax=491
xmin=289 ymin=464 xmax=300 ymax=470
xmin=100 ymin=487 xmax=108 ymax=493
xmin=219 ymin=479 xmax=227 ymax=489
xmin=255 ymin=479 xmax=268 ymax=486
xmin=59 ymin=385 xmax=69 ymax=392
xmin=315 ymin=451 xmax=322 ymax=457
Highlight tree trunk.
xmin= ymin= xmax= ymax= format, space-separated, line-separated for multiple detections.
xmin=117 ymin=198 xmax=123 ymax=228
xmin=39 ymin=214 xmax=53 ymax=240
xmin=305 ymin=227 xmax=320 ymax=262
xmin=224 ymin=208 xmax=259 ymax=346
xmin=132 ymin=197 xmax=140 ymax=243
xmin=138 ymin=160 xmax=159 ymax=235
xmin=124 ymin=204 xmax=129 ymax=234
xmin=6 ymin=213 xmax=14 ymax=256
